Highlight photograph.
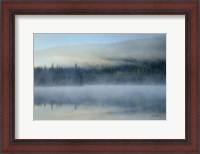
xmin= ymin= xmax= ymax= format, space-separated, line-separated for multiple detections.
xmin=33 ymin=33 xmax=166 ymax=120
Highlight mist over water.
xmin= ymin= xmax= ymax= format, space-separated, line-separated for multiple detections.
xmin=34 ymin=34 xmax=166 ymax=120
xmin=34 ymin=85 xmax=166 ymax=120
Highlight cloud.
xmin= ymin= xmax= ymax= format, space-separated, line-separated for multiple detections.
xmin=34 ymin=35 xmax=166 ymax=67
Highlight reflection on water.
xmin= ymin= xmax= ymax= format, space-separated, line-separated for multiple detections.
xmin=34 ymin=85 xmax=166 ymax=120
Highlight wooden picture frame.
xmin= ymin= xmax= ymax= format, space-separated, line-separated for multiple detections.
xmin=1 ymin=0 xmax=199 ymax=153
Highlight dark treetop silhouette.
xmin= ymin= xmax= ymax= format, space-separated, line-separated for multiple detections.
xmin=34 ymin=59 xmax=166 ymax=86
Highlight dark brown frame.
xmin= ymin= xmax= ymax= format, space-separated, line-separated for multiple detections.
xmin=0 ymin=0 xmax=199 ymax=153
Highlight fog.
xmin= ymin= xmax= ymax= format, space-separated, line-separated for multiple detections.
xmin=34 ymin=85 xmax=166 ymax=120
xmin=34 ymin=36 xmax=166 ymax=67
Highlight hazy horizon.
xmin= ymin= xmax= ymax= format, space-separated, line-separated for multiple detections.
xmin=34 ymin=33 xmax=166 ymax=68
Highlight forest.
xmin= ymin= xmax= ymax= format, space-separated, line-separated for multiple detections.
xmin=34 ymin=59 xmax=166 ymax=86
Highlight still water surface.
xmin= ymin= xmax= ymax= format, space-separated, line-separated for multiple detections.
xmin=34 ymin=85 xmax=166 ymax=120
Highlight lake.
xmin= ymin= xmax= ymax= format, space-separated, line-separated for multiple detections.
xmin=34 ymin=85 xmax=166 ymax=120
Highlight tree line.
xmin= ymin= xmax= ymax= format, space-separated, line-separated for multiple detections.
xmin=34 ymin=60 xmax=166 ymax=86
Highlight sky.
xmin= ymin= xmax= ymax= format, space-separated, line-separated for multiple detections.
xmin=34 ymin=33 xmax=166 ymax=67
xmin=34 ymin=33 xmax=165 ymax=51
